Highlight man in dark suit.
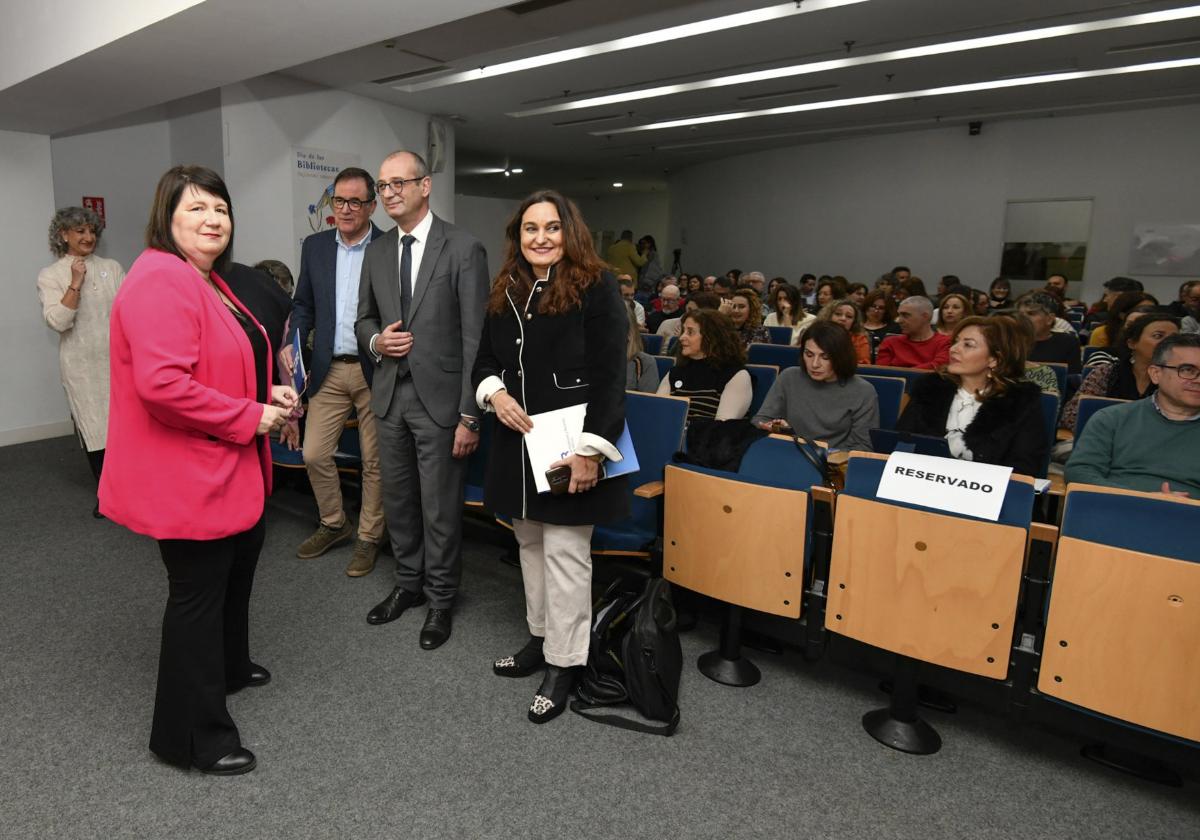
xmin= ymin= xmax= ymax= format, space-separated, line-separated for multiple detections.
xmin=285 ymin=167 xmax=386 ymax=577
xmin=355 ymin=150 xmax=489 ymax=649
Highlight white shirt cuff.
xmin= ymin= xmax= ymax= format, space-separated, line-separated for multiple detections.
xmin=369 ymin=333 xmax=382 ymax=362
xmin=475 ymin=375 xmax=506 ymax=411
xmin=576 ymin=431 xmax=622 ymax=462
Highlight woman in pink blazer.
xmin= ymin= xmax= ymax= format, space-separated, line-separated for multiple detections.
xmin=99 ymin=166 xmax=297 ymax=776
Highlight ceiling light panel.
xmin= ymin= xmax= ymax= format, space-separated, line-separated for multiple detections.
xmin=393 ymin=0 xmax=870 ymax=92
xmin=510 ymin=5 xmax=1200 ymax=117
xmin=592 ymin=56 xmax=1200 ymax=134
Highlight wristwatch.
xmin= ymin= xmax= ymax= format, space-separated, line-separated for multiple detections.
xmin=459 ymin=416 xmax=481 ymax=433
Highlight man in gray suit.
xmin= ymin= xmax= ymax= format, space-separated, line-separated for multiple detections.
xmin=355 ymin=150 xmax=489 ymax=650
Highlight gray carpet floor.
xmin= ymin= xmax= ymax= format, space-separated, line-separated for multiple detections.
xmin=1 ymin=436 xmax=1196 ymax=840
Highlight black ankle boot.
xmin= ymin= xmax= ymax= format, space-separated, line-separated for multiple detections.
xmin=493 ymin=635 xmax=545 ymax=677
xmin=528 ymin=664 xmax=578 ymax=724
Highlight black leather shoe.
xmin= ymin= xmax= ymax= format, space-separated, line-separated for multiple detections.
xmin=419 ymin=608 xmax=452 ymax=650
xmin=494 ymin=636 xmax=545 ymax=677
xmin=226 ymin=663 xmax=271 ymax=694
xmin=528 ymin=665 xmax=579 ymax=724
xmin=92 ymin=503 xmax=105 ymax=520
xmin=200 ymin=747 xmax=256 ymax=776
xmin=367 ymin=587 xmax=426 ymax=625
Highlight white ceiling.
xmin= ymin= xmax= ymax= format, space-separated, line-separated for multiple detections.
xmin=6 ymin=0 xmax=1200 ymax=201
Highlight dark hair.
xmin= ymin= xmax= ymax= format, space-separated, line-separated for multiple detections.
xmin=989 ymin=277 xmax=1011 ymax=296
xmin=941 ymin=274 xmax=960 ymax=287
xmin=676 ymin=309 xmax=746 ymax=368
xmin=1153 ymin=332 xmax=1200 ymax=366
xmin=773 ymin=284 xmax=804 ymax=325
xmin=899 ymin=277 xmax=928 ymax=298
xmin=994 ymin=310 xmax=1037 ymax=352
xmin=1104 ymin=292 xmax=1158 ymax=347
xmin=725 ymin=269 xmax=742 ymax=282
xmin=639 ymin=234 xmax=657 ymax=251
xmin=713 ymin=276 xmax=734 ymax=292
xmin=253 ymin=259 xmax=294 ymax=293
xmin=943 ymin=316 xmax=1027 ymax=396
xmin=848 ymin=282 xmax=869 ymax=297
xmin=1119 ymin=311 xmax=1181 ymax=358
xmin=334 ymin=166 xmax=376 ymax=201
xmin=1017 ymin=291 xmax=1060 ymax=318
xmin=891 ymin=265 xmax=910 ymax=276
xmin=488 ymin=190 xmax=606 ymax=316
xmin=688 ymin=291 xmax=721 ymax=311
xmin=816 ymin=278 xmax=848 ymax=302
xmin=800 ymin=273 xmax=816 ymax=284
xmin=145 ymin=165 xmax=235 ymax=274
xmin=862 ymin=289 xmax=897 ymax=323
xmin=800 ymin=320 xmax=857 ymax=381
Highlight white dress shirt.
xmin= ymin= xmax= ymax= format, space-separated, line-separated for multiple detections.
xmin=369 ymin=210 xmax=435 ymax=358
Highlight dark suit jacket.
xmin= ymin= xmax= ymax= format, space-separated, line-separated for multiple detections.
xmin=289 ymin=223 xmax=384 ymax=394
xmin=355 ymin=215 xmax=489 ymax=428
xmin=224 ymin=263 xmax=293 ymax=383
xmin=897 ymin=373 xmax=1048 ymax=478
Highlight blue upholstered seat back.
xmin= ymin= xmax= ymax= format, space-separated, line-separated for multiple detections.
xmin=748 ymin=343 xmax=801 ymax=369
xmin=1061 ymin=488 xmax=1197 ymax=563
xmin=746 ymin=364 xmax=778 ymax=418
xmin=860 ymin=375 xmax=905 ymax=431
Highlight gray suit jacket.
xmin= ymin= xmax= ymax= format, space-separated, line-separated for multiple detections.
xmin=355 ymin=215 xmax=489 ymax=427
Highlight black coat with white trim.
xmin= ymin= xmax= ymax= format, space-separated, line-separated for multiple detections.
xmin=896 ymin=373 xmax=1048 ymax=478
xmin=471 ymin=271 xmax=629 ymax=525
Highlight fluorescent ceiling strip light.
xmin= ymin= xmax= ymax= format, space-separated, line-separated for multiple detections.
xmin=592 ymin=56 xmax=1200 ymax=135
xmin=512 ymin=5 xmax=1200 ymax=117
xmin=394 ymin=0 xmax=869 ymax=92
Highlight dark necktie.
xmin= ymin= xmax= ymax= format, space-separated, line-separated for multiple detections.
xmin=400 ymin=233 xmax=416 ymax=323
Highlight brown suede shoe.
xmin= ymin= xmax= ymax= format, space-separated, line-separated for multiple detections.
xmin=296 ymin=518 xmax=354 ymax=559
xmin=345 ymin=540 xmax=378 ymax=577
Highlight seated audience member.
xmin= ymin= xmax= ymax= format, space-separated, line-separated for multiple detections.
xmin=847 ymin=282 xmax=869 ymax=309
xmin=935 ymin=292 xmax=970 ymax=336
xmin=766 ymin=276 xmax=787 ymax=305
xmin=1083 ymin=276 xmax=1143 ymax=332
xmin=988 ymin=277 xmax=1012 ymax=311
xmin=1045 ymin=273 xmax=1084 ymax=309
xmin=625 ymin=302 xmax=659 ymax=393
xmin=764 ymin=283 xmax=814 ymax=339
xmin=1019 ymin=291 xmax=1082 ymax=374
xmin=753 ymin=321 xmax=878 ymax=451
xmin=816 ymin=299 xmax=871 ymax=364
xmin=891 ymin=265 xmax=912 ymax=286
xmin=861 ymin=289 xmax=900 ymax=361
xmin=994 ymin=311 xmax=1060 ymax=396
xmin=814 ymin=278 xmax=847 ymax=309
xmin=741 ymin=271 xmax=768 ymax=313
xmin=645 ymin=283 xmax=682 ymax=333
xmin=253 ymin=259 xmax=295 ymax=296
xmin=657 ymin=291 xmax=720 ymax=338
xmin=728 ymin=288 xmax=771 ymax=347
xmin=1088 ymin=291 xmax=1156 ymax=347
xmin=1066 ymin=334 xmax=1200 ymax=498
xmin=702 ymin=274 xmax=717 ymax=291
xmin=896 ymin=277 xmax=928 ymax=303
xmin=685 ymin=275 xmax=703 ymax=296
xmin=875 ymin=296 xmax=952 ymax=369
xmin=725 ymin=268 xmax=742 ymax=285
xmin=618 ymin=275 xmax=646 ymax=330
xmin=897 ymin=317 xmax=1048 ymax=476
xmin=799 ymin=273 xmax=818 ymax=306
xmin=657 ymin=309 xmax=752 ymax=423
xmin=712 ymin=276 xmax=735 ymax=301
xmin=873 ymin=274 xmax=895 ymax=298
xmin=1083 ymin=303 xmax=1157 ymax=369
xmin=1167 ymin=278 xmax=1199 ymax=322
xmin=1061 ymin=313 xmax=1181 ymax=429
xmin=971 ymin=289 xmax=991 ymax=317
xmin=1185 ymin=314 xmax=1200 ymax=334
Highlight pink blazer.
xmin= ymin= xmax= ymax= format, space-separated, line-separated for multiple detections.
xmin=98 ymin=249 xmax=273 ymax=540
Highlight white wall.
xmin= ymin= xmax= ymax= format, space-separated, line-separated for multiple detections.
xmin=0 ymin=130 xmax=74 ymax=445
xmin=51 ymin=113 xmax=173 ymax=268
xmin=221 ymin=75 xmax=455 ymax=275
xmin=668 ymin=103 xmax=1200 ymax=304
xmin=455 ymin=194 xmax=517 ymax=277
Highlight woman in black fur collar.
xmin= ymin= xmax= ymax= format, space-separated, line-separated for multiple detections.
xmin=896 ymin=316 xmax=1049 ymax=477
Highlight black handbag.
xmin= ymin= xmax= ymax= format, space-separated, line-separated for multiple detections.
xmin=571 ymin=577 xmax=682 ymax=736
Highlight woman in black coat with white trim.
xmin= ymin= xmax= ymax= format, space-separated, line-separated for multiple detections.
xmin=472 ymin=189 xmax=629 ymax=724
xmin=897 ymin=316 xmax=1048 ymax=478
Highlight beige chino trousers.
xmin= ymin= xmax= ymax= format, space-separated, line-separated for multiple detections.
xmin=302 ymin=360 xmax=383 ymax=542
xmin=511 ymin=518 xmax=594 ymax=667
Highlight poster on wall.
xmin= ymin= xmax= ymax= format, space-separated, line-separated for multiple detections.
xmin=1129 ymin=222 xmax=1200 ymax=276
xmin=292 ymin=146 xmax=361 ymax=263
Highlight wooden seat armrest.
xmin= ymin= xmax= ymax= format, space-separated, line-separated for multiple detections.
xmin=1028 ymin=522 xmax=1059 ymax=553
xmin=634 ymin=480 xmax=664 ymax=498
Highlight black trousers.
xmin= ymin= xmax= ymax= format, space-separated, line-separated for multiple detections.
xmin=150 ymin=515 xmax=265 ymax=768
xmin=85 ymin=448 xmax=104 ymax=482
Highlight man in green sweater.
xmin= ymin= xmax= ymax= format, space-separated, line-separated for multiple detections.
xmin=605 ymin=230 xmax=646 ymax=279
xmin=1066 ymin=334 xmax=1200 ymax=498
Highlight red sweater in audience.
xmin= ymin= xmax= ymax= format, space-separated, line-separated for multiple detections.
xmin=875 ymin=332 xmax=951 ymax=369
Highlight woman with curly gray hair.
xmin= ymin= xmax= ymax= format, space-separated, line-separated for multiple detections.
xmin=36 ymin=206 xmax=125 ymax=516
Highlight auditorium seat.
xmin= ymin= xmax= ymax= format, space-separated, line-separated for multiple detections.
xmin=825 ymin=451 xmax=1041 ymax=753
xmin=746 ymin=364 xmax=778 ymax=418
xmin=1073 ymin=395 xmax=1129 ymax=439
xmin=766 ymin=325 xmax=794 ymax=345
xmin=654 ymin=355 xmax=674 ymax=382
xmin=857 ymin=364 xmax=929 ymax=393
xmin=860 ymin=374 xmax=907 ymax=431
xmin=641 ymin=333 xmax=664 ymax=355
xmin=747 ymin=342 xmax=801 ymax=369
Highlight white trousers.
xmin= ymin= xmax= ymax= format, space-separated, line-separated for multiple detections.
xmin=511 ymin=518 xmax=594 ymax=667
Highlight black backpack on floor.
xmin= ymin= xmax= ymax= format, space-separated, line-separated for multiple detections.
xmin=571 ymin=576 xmax=682 ymax=736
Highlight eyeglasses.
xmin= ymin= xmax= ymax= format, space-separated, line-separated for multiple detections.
xmin=374 ymin=176 xmax=427 ymax=196
xmin=1154 ymin=363 xmax=1200 ymax=380
xmin=332 ymin=196 xmax=372 ymax=210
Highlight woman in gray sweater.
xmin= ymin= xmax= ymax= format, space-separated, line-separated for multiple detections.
xmin=752 ymin=321 xmax=879 ymax=451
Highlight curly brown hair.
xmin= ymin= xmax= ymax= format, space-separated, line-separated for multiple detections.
xmin=732 ymin=287 xmax=764 ymax=330
xmin=487 ymin=189 xmax=606 ymax=316
xmin=941 ymin=315 xmax=1028 ymax=397
xmin=674 ymin=308 xmax=746 ymax=368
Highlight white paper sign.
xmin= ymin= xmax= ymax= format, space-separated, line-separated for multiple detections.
xmin=875 ymin=452 xmax=1014 ymax=522
xmin=524 ymin=404 xmax=587 ymax=493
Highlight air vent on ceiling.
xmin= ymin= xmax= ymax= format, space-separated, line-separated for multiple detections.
xmin=738 ymin=84 xmax=839 ymax=103
xmin=552 ymin=113 xmax=626 ymax=127
xmin=1108 ymin=36 xmax=1200 ymax=55
xmin=373 ymin=65 xmax=451 ymax=85
xmin=507 ymin=0 xmax=573 ymax=15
